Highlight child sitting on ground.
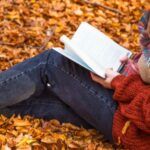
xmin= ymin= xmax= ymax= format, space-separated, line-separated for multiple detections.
xmin=91 ymin=10 xmax=150 ymax=149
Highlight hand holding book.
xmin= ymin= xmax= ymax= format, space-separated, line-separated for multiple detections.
xmin=90 ymin=55 xmax=126 ymax=89
xmin=91 ymin=55 xmax=140 ymax=89
xmin=91 ymin=68 xmax=120 ymax=89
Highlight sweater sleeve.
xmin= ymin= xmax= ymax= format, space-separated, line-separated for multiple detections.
xmin=142 ymin=91 xmax=150 ymax=129
xmin=120 ymin=89 xmax=150 ymax=133
xmin=111 ymin=74 xmax=144 ymax=102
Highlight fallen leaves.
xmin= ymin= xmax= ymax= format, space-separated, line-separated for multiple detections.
xmin=0 ymin=115 xmax=113 ymax=149
xmin=0 ymin=0 xmax=148 ymax=70
xmin=13 ymin=118 xmax=31 ymax=127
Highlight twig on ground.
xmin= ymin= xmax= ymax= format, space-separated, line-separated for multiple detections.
xmin=6 ymin=58 xmax=13 ymax=67
xmin=0 ymin=42 xmax=17 ymax=46
xmin=38 ymin=26 xmax=56 ymax=52
xmin=83 ymin=0 xmax=124 ymax=15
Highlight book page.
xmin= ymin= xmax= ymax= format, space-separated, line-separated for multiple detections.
xmin=53 ymin=47 xmax=94 ymax=72
xmin=71 ymin=22 xmax=132 ymax=72
xmin=60 ymin=36 xmax=106 ymax=77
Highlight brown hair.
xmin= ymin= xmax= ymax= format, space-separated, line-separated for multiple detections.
xmin=146 ymin=11 xmax=150 ymax=37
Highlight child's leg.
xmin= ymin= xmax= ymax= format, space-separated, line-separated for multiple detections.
xmin=0 ymin=90 xmax=91 ymax=128
xmin=0 ymin=50 xmax=50 ymax=108
xmin=45 ymin=50 xmax=117 ymax=142
xmin=0 ymin=49 xmax=117 ymax=142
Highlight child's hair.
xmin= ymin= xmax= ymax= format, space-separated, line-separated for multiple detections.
xmin=138 ymin=54 xmax=150 ymax=84
xmin=139 ymin=10 xmax=150 ymax=67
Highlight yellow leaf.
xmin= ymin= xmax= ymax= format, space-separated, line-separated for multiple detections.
xmin=122 ymin=121 xmax=131 ymax=135
xmin=13 ymin=119 xmax=31 ymax=127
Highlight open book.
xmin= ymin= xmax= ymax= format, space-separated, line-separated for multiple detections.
xmin=53 ymin=22 xmax=132 ymax=78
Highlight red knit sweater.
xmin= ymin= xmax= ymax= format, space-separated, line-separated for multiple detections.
xmin=111 ymin=74 xmax=150 ymax=150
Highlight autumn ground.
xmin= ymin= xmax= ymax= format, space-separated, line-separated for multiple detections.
xmin=0 ymin=0 xmax=148 ymax=149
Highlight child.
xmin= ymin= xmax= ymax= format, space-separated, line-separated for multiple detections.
xmin=0 ymin=10 xmax=149 ymax=150
xmin=91 ymin=10 xmax=150 ymax=149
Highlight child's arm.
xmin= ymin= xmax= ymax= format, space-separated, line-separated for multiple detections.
xmin=111 ymin=74 xmax=144 ymax=102
xmin=91 ymin=69 xmax=145 ymax=102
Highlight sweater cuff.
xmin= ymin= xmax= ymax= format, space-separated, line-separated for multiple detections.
xmin=111 ymin=75 xmax=126 ymax=89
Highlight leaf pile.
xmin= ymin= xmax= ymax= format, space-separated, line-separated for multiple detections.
xmin=0 ymin=0 xmax=148 ymax=70
xmin=0 ymin=115 xmax=113 ymax=150
xmin=0 ymin=0 xmax=148 ymax=149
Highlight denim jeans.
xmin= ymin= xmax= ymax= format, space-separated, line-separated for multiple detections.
xmin=0 ymin=49 xmax=117 ymax=142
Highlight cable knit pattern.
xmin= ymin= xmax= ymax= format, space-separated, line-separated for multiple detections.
xmin=111 ymin=74 xmax=144 ymax=102
xmin=111 ymin=74 xmax=150 ymax=150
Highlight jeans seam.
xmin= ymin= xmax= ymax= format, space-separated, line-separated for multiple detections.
xmin=49 ymin=61 xmax=115 ymax=113
xmin=10 ymin=102 xmax=64 ymax=106
xmin=0 ymin=62 xmax=46 ymax=86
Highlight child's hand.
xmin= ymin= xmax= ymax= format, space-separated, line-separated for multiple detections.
xmin=91 ymin=68 xmax=120 ymax=89
xmin=120 ymin=55 xmax=139 ymax=74
xmin=120 ymin=55 xmax=129 ymax=64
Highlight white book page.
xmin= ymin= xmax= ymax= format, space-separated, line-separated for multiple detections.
xmin=60 ymin=36 xmax=106 ymax=77
xmin=53 ymin=47 xmax=94 ymax=72
xmin=71 ymin=22 xmax=132 ymax=71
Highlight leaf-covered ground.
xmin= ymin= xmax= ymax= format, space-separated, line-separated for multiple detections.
xmin=0 ymin=0 xmax=148 ymax=149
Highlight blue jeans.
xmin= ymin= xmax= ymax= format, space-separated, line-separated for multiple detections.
xmin=0 ymin=49 xmax=117 ymax=142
